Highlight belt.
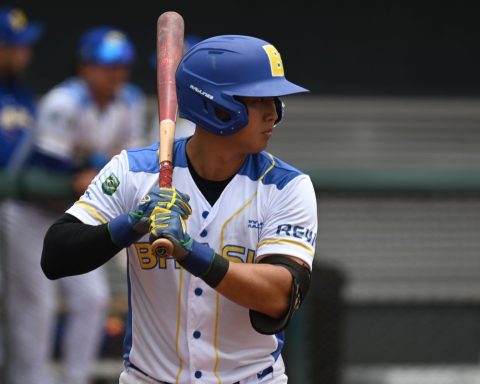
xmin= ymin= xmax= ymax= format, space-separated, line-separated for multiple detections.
xmin=128 ymin=362 xmax=273 ymax=383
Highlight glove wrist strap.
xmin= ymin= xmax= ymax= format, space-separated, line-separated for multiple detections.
xmin=202 ymin=252 xmax=230 ymax=288
xmin=179 ymin=240 xmax=229 ymax=288
xmin=108 ymin=213 xmax=143 ymax=248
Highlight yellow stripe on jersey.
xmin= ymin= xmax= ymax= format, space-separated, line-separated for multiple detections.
xmin=74 ymin=201 xmax=107 ymax=224
xmin=218 ymin=152 xmax=275 ymax=246
xmin=211 ymin=153 xmax=277 ymax=381
xmin=260 ymin=152 xmax=276 ymax=182
xmin=257 ymin=238 xmax=315 ymax=256
xmin=213 ymin=292 xmax=222 ymax=384
xmin=175 ymin=267 xmax=184 ymax=383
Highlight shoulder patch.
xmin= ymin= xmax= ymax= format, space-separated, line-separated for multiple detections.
xmin=102 ymin=173 xmax=120 ymax=195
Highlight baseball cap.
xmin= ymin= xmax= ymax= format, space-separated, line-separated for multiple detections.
xmin=0 ymin=6 xmax=43 ymax=45
xmin=78 ymin=26 xmax=135 ymax=65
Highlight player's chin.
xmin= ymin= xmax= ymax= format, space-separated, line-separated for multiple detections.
xmin=249 ymin=141 xmax=269 ymax=154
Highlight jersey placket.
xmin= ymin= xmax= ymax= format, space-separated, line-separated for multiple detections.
xmin=185 ymin=284 xmax=215 ymax=380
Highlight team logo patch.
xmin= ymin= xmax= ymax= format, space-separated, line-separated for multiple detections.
xmin=8 ymin=9 xmax=27 ymax=31
xmin=102 ymin=173 xmax=120 ymax=196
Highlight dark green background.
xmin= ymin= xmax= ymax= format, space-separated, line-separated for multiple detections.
xmin=13 ymin=0 xmax=480 ymax=96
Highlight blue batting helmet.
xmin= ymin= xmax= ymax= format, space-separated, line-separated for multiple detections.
xmin=78 ymin=26 xmax=135 ymax=65
xmin=175 ymin=35 xmax=308 ymax=135
xmin=0 ymin=6 xmax=43 ymax=45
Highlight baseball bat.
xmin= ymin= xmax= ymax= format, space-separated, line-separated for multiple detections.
xmin=151 ymin=11 xmax=184 ymax=258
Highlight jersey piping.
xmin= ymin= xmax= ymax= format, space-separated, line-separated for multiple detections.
xmin=126 ymin=138 xmax=303 ymax=190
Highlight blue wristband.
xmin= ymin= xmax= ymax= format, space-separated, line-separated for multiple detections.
xmin=179 ymin=240 xmax=229 ymax=287
xmin=108 ymin=213 xmax=142 ymax=248
xmin=179 ymin=240 xmax=215 ymax=277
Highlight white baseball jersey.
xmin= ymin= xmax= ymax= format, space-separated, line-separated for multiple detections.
xmin=67 ymin=137 xmax=317 ymax=384
xmin=35 ymin=77 xmax=146 ymax=162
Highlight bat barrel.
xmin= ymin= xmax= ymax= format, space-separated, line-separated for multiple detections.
xmin=157 ymin=12 xmax=184 ymax=123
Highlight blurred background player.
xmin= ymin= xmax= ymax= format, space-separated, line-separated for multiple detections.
xmin=0 ymin=5 xmax=49 ymax=384
xmin=12 ymin=26 xmax=145 ymax=384
xmin=146 ymin=34 xmax=202 ymax=144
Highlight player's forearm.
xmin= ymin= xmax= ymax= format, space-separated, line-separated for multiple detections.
xmin=41 ymin=213 xmax=121 ymax=279
xmin=215 ymin=262 xmax=293 ymax=318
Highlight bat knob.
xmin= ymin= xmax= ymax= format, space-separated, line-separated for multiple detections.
xmin=151 ymin=237 xmax=175 ymax=258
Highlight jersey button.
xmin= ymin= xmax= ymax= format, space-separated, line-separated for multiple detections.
xmin=195 ymin=370 xmax=202 ymax=379
xmin=193 ymin=330 xmax=201 ymax=339
xmin=202 ymin=210 xmax=209 ymax=218
xmin=194 ymin=288 xmax=203 ymax=296
xmin=200 ymin=230 xmax=208 ymax=237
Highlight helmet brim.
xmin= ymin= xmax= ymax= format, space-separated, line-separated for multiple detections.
xmin=224 ymin=77 xmax=309 ymax=97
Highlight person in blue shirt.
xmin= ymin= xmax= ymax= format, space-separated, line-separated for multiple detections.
xmin=0 ymin=5 xmax=42 ymax=171
xmin=0 ymin=6 xmax=52 ymax=384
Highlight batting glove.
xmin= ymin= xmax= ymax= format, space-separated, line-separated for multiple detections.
xmin=155 ymin=187 xmax=192 ymax=219
xmin=150 ymin=208 xmax=229 ymax=287
xmin=108 ymin=187 xmax=192 ymax=248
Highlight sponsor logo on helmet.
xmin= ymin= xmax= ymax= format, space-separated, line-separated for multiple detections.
xmin=189 ymin=84 xmax=214 ymax=100
xmin=8 ymin=9 xmax=27 ymax=31
xmin=104 ymin=31 xmax=127 ymax=45
xmin=262 ymin=44 xmax=284 ymax=77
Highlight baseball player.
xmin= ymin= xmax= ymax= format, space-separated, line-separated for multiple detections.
xmin=0 ymin=6 xmax=52 ymax=384
xmin=31 ymin=26 xmax=145 ymax=384
xmin=41 ymin=35 xmax=317 ymax=383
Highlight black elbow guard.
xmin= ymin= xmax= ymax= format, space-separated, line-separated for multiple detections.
xmin=250 ymin=255 xmax=311 ymax=335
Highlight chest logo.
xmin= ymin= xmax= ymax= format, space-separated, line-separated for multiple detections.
xmin=248 ymin=220 xmax=263 ymax=229
xmin=0 ymin=106 xmax=32 ymax=130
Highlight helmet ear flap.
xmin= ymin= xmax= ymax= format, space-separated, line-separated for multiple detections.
xmin=274 ymin=97 xmax=284 ymax=126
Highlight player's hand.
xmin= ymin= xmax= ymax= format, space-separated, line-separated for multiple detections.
xmin=128 ymin=187 xmax=192 ymax=234
xmin=149 ymin=207 xmax=193 ymax=260
xmin=108 ymin=187 xmax=191 ymax=248
xmin=149 ymin=207 xmax=229 ymax=286
xmin=155 ymin=187 xmax=192 ymax=219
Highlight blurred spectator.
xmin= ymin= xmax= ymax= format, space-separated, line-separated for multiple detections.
xmin=147 ymin=34 xmax=203 ymax=143
xmin=26 ymin=26 xmax=145 ymax=384
xmin=0 ymin=5 xmax=52 ymax=384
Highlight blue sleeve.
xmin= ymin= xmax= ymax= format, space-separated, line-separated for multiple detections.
xmin=28 ymin=149 xmax=75 ymax=173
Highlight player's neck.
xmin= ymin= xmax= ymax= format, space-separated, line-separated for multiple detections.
xmin=92 ymin=93 xmax=112 ymax=110
xmin=186 ymin=132 xmax=246 ymax=181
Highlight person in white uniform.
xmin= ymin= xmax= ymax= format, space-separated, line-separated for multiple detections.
xmin=31 ymin=26 xmax=146 ymax=384
xmin=0 ymin=6 xmax=47 ymax=384
xmin=41 ymin=34 xmax=317 ymax=384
